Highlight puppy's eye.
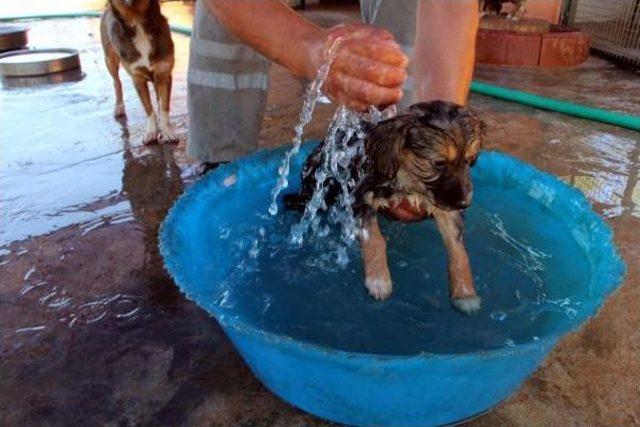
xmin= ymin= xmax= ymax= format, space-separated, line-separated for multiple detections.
xmin=433 ymin=160 xmax=446 ymax=168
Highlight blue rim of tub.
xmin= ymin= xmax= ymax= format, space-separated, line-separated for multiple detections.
xmin=159 ymin=142 xmax=626 ymax=425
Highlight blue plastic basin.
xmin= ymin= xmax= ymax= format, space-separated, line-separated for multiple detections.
xmin=160 ymin=142 xmax=625 ymax=426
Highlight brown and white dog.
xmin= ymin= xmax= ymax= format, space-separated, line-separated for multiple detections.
xmin=100 ymin=0 xmax=176 ymax=143
xmin=285 ymin=101 xmax=486 ymax=314
xmin=480 ymin=0 xmax=528 ymax=19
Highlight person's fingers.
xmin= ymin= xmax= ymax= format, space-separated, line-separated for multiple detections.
xmin=331 ymin=90 xmax=370 ymax=112
xmin=349 ymin=26 xmax=395 ymax=41
xmin=333 ymin=52 xmax=407 ymax=87
xmin=328 ymin=72 xmax=403 ymax=106
xmin=321 ymin=23 xmax=407 ymax=109
xmin=329 ymin=24 xmax=395 ymax=43
xmin=343 ymin=38 xmax=409 ymax=67
xmin=322 ymin=76 xmax=367 ymax=110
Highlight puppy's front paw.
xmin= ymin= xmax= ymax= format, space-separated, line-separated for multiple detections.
xmin=113 ymin=103 xmax=126 ymax=118
xmin=365 ymin=276 xmax=392 ymax=300
xmin=451 ymin=295 xmax=481 ymax=315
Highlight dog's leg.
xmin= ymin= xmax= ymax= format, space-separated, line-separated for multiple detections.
xmin=133 ymin=76 xmax=158 ymax=144
xmin=433 ymin=209 xmax=480 ymax=314
xmin=509 ymin=1 xmax=526 ymax=20
xmin=104 ymin=45 xmax=125 ymax=118
xmin=479 ymin=0 xmax=488 ymax=17
xmin=360 ymin=215 xmax=392 ymax=300
xmin=516 ymin=1 xmax=527 ymax=19
xmin=153 ymin=73 xmax=177 ymax=143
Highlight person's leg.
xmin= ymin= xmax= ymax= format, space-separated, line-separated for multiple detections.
xmin=412 ymin=0 xmax=478 ymax=105
xmin=362 ymin=0 xmax=477 ymax=107
xmin=187 ymin=0 xmax=271 ymax=164
xmin=361 ymin=0 xmax=417 ymax=109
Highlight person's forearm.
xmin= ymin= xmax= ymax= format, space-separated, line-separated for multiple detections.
xmin=203 ymin=0 xmax=323 ymax=80
xmin=412 ymin=0 xmax=479 ymax=105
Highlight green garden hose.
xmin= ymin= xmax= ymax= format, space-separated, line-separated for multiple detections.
xmin=470 ymin=81 xmax=640 ymax=131
xmin=2 ymin=12 xmax=639 ymax=132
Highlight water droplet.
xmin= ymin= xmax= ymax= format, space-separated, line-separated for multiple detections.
xmin=248 ymin=239 xmax=260 ymax=258
xmin=491 ymin=311 xmax=508 ymax=322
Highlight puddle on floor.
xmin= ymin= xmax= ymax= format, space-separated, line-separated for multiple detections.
xmin=0 ymin=16 xmax=190 ymax=350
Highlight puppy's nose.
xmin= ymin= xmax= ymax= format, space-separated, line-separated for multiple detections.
xmin=456 ymin=199 xmax=470 ymax=209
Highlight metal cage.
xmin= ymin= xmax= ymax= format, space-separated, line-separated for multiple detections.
xmin=565 ymin=0 xmax=640 ymax=66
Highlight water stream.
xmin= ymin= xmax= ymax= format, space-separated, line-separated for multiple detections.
xmin=289 ymin=106 xmax=393 ymax=263
xmin=268 ymin=39 xmax=394 ymax=265
xmin=268 ymin=39 xmax=342 ymax=216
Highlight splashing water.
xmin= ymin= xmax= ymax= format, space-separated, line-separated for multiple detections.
xmin=289 ymin=106 xmax=393 ymax=259
xmin=268 ymin=39 xmax=342 ymax=216
xmin=289 ymin=106 xmax=366 ymax=267
xmin=268 ymin=37 xmax=394 ymax=265
xmin=487 ymin=212 xmax=550 ymax=292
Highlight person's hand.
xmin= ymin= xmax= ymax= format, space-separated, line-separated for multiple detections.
xmin=308 ymin=23 xmax=409 ymax=111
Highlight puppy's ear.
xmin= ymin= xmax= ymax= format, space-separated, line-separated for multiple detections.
xmin=478 ymin=116 xmax=488 ymax=139
xmin=364 ymin=119 xmax=407 ymax=180
xmin=465 ymin=109 xmax=487 ymax=148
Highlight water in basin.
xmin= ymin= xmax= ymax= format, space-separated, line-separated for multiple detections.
xmin=183 ymin=169 xmax=590 ymax=356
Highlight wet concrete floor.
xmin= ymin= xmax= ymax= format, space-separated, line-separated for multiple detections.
xmin=1 ymin=4 xmax=639 ymax=426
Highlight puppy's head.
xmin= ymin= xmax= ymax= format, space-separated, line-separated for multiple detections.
xmin=366 ymin=101 xmax=486 ymax=211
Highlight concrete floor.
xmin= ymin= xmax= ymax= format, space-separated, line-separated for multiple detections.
xmin=1 ymin=4 xmax=639 ymax=427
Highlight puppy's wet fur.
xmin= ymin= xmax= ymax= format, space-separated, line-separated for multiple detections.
xmin=284 ymin=101 xmax=486 ymax=314
xmin=100 ymin=0 xmax=176 ymax=143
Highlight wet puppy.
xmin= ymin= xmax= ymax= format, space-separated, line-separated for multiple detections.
xmin=100 ymin=0 xmax=176 ymax=143
xmin=286 ymin=101 xmax=485 ymax=314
